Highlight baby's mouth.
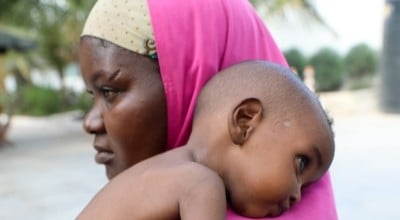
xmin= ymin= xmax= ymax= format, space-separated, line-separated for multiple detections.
xmin=267 ymin=204 xmax=288 ymax=217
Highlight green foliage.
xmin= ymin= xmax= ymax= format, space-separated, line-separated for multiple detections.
xmin=17 ymin=86 xmax=63 ymax=116
xmin=14 ymin=85 xmax=92 ymax=116
xmin=0 ymin=0 xmax=96 ymax=108
xmin=346 ymin=74 xmax=375 ymax=90
xmin=64 ymin=91 xmax=93 ymax=114
xmin=284 ymin=48 xmax=307 ymax=78
xmin=0 ymin=0 xmax=41 ymax=28
xmin=345 ymin=43 xmax=378 ymax=79
xmin=249 ymin=0 xmax=336 ymax=36
xmin=310 ymin=48 xmax=344 ymax=92
xmin=0 ymin=91 xmax=12 ymax=113
xmin=250 ymin=0 xmax=316 ymax=13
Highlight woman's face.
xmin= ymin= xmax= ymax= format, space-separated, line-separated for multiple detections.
xmin=79 ymin=37 xmax=167 ymax=179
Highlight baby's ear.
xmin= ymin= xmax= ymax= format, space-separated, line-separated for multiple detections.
xmin=229 ymin=98 xmax=263 ymax=146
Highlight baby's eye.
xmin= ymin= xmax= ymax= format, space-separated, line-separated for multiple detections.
xmin=297 ymin=156 xmax=310 ymax=174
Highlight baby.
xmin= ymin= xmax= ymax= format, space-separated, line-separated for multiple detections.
xmin=78 ymin=60 xmax=335 ymax=219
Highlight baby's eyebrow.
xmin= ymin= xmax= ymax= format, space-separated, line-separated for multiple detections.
xmin=313 ymin=146 xmax=323 ymax=166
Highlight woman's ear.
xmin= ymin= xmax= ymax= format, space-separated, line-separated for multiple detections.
xmin=229 ymin=98 xmax=263 ymax=146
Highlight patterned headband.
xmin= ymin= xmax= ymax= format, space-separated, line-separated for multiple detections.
xmin=81 ymin=0 xmax=157 ymax=59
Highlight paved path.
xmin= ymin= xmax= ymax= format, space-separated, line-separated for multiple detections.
xmin=321 ymin=88 xmax=400 ymax=219
xmin=330 ymin=114 xmax=400 ymax=219
xmin=0 ymin=89 xmax=399 ymax=219
xmin=0 ymin=113 xmax=106 ymax=220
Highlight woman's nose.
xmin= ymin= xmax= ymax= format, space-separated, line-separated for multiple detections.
xmin=289 ymin=184 xmax=301 ymax=206
xmin=83 ymin=106 xmax=104 ymax=134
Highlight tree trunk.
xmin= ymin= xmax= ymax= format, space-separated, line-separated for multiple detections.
xmin=57 ymin=65 xmax=69 ymax=109
xmin=380 ymin=0 xmax=400 ymax=113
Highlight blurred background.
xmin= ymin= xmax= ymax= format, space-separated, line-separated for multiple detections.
xmin=0 ymin=0 xmax=399 ymax=219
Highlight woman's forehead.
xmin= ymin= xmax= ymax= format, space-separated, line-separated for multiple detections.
xmin=80 ymin=37 xmax=134 ymax=64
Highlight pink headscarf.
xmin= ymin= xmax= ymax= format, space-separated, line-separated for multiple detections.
xmin=148 ymin=0 xmax=337 ymax=219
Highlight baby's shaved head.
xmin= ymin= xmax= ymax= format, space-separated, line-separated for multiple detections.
xmin=195 ymin=61 xmax=332 ymax=129
xmin=191 ymin=61 xmax=335 ymax=218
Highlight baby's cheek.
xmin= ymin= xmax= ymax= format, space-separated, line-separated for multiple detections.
xmin=256 ymin=175 xmax=296 ymax=202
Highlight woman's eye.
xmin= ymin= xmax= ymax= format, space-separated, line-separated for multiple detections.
xmin=297 ymin=156 xmax=310 ymax=174
xmin=100 ymin=87 xmax=119 ymax=102
xmin=86 ymin=89 xmax=95 ymax=99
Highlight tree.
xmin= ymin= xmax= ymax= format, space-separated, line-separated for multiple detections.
xmin=0 ymin=0 xmax=41 ymax=28
xmin=309 ymin=48 xmax=344 ymax=92
xmin=249 ymin=0 xmax=337 ymax=36
xmin=0 ymin=0 xmax=96 ymax=103
xmin=345 ymin=43 xmax=377 ymax=80
xmin=283 ymin=48 xmax=307 ymax=78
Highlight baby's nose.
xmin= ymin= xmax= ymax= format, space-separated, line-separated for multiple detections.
xmin=289 ymin=185 xmax=301 ymax=206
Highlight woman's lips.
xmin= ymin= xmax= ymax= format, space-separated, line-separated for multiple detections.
xmin=95 ymin=151 xmax=114 ymax=164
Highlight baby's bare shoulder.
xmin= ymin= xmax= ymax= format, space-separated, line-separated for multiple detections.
xmin=176 ymin=163 xmax=227 ymax=219
xmin=180 ymin=162 xmax=222 ymax=184
xmin=140 ymin=149 xmax=224 ymax=190
xmin=145 ymin=160 xmax=223 ymax=189
xmin=173 ymin=162 xmax=225 ymax=198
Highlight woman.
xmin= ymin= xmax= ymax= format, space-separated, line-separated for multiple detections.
xmin=80 ymin=0 xmax=337 ymax=219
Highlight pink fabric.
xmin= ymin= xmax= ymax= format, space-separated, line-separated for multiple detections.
xmin=148 ymin=0 xmax=337 ymax=219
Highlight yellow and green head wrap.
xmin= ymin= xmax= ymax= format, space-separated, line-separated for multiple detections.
xmin=81 ymin=0 xmax=157 ymax=59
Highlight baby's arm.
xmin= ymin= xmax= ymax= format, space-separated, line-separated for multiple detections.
xmin=76 ymin=172 xmax=141 ymax=220
xmin=77 ymin=165 xmax=182 ymax=220
xmin=179 ymin=163 xmax=227 ymax=220
xmin=77 ymin=160 xmax=227 ymax=220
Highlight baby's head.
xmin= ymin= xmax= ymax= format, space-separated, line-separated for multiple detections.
xmin=192 ymin=61 xmax=335 ymax=218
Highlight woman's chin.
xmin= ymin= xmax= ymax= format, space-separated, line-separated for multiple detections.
xmin=105 ymin=164 xmax=120 ymax=180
